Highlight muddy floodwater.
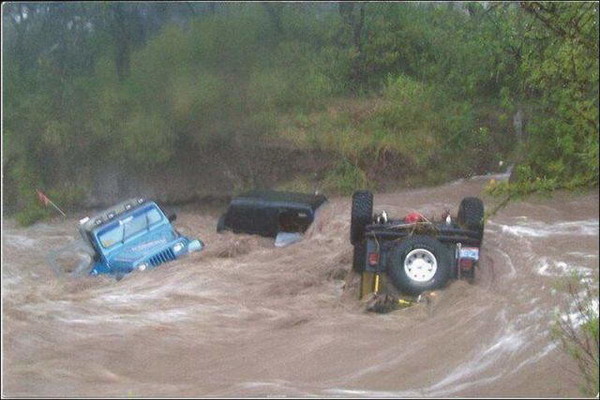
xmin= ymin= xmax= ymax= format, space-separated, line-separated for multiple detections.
xmin=2 ymin=174 xmax=599 ymax=397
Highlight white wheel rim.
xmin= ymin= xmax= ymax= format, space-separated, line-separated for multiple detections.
xmin=404 ymin=248 xmax=437 ymax=282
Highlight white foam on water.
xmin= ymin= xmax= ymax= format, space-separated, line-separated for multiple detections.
xmin=330 ymin=326 xmax=530 ymax=398
xmin=565 ymin=251 xmax=599 ymax=259
xmin=236 ymin=380 xmax=317 ymax=397
xmin=324 ymin=387 xmax=423 ymax=398
xmin=561 ymin=299 xmax=599 ymax=328
xmin=493 ymin=247 xmax=518 ymax=278
xmin=511 ymin=342 xmax=557 ymax=373
xmin=142 ymin=308 xmax=191 ymax=323
xmin=341 ymin=347 xmax=415 ymax=381
xmin=511 ymin=306 xmax=549 ymax=332
xmin=3 ymin=233 xmax=38 ymax=248
xmin=239 ymin=380 xmax=295 ymax=390
xmin=535 ymin=257 xmax=593 ymax=278
xmin=94 ymin=293 xmax=164 ymax=304
xmin=495 ymin=219 xmax=599 ymax=238
xmin=55 ymin=307 xmax=195 ymax=326
xmin=1 ymin=274 xmax=23 ymax=288
xmin=435 ymin=333 xmax=523 ymax=389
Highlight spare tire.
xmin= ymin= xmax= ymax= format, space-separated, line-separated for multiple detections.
xmin=352 ymin=242 xmax=367 ymax=273
xmin=387 ymin=235 xmax=452 ymax=295
xmin=350 ymin=190 xmax=373 ymax=245
xmin=457 ymin=197 xmax=484 ymax=239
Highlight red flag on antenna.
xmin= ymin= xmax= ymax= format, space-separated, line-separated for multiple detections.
xmin=36 ymin=189 xmax=50 ymax=206
xmin=34 ymin=189 xmax=66 ymax=217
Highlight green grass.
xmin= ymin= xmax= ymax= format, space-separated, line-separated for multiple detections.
xmin=322 ymin=159 xmax=370 ymax=195
xmin=275 ymin=175 xmax=317 ymax=193
xmin=16 ymin=206 xmax=51 ymax=226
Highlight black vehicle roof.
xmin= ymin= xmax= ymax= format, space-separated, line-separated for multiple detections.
xmin=230 ymin=190 xmax=327 ymax=212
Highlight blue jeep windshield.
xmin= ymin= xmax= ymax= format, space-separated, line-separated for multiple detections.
xmin=97 ymin=205 xmax=164 ymax=249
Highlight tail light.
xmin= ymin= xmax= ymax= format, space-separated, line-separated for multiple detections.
xmin=459 ymin=258 xmax=473 ymax=269
xmin=368 ymin=252 xmax=379 ymax=266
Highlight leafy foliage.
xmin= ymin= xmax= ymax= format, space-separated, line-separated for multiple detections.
xmin=551 ymin=275 xmax=599 ymax=396
xmin=513 ymin=2 xmax=599 ymax=192
xmin=323 ymin=159 xmax=369 ymax=195
xmin=3 ymin=2 xmax=598 ymax=222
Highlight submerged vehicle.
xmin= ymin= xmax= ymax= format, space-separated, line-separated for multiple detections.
xmin=49 ymin=198 xmax=204 ymax=279
xmin=217 ymin=190 xmax=327 ymax=246
xmin=351 ymin=190 xmax=484 ymax=299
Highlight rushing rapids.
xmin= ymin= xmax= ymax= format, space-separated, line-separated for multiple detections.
xmin=2 ymin=174 xmax=598 ymax=397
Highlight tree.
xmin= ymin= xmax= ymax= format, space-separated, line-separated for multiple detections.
xmin=517 ymin=1 xmax=599 ymax=189
xmin=338 ymin=1 xmax=366 ymax=92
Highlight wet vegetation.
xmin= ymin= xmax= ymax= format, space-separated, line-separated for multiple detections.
xmin=552 ymin=276 xmax=599 ymax=397
xmin=3 ymin=2 xmax=598 ymax=219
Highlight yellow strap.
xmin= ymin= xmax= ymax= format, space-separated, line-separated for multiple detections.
xmin=360 ymin=272 xmax=375 ymax=299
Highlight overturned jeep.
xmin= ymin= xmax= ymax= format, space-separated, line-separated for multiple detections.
xmin=351 ymin=191 xmax=484 ymax=299
xmin=217 ymin=190 xmax=327 ymax=246
xmin=49 ymin=198 xmax=204 ymax=279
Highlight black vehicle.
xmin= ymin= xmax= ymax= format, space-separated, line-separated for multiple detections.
xmin=217 ymin=190 xmax=327 ymax=243
xmin=350 ymin=190 xmax=484 ymax=298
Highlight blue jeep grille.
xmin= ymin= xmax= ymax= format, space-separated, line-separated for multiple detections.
xmin=148 ymin=248 xmax=176 ymax=267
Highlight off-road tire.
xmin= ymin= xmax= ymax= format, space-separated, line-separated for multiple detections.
xmin=216 ymin=215 xmax=226 ymax=233
xmin=457 ymin=197 xmax=484 ymax=240
xmin=350 ymin=191 xmax=373 ymax=245
xmin=387 ymin=235 xmax=453 ymax=295
xmin=352 ymin=242 xmax=367 ymax=273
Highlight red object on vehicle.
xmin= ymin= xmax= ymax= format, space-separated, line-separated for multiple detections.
xmin=404 ymin=212 xmax=425 ymax=224
xmin=368 ymin=252 xmax=379 ymax=266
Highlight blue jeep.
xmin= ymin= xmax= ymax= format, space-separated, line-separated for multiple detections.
xmin=54 ymin=198 xmax=204 ymax=279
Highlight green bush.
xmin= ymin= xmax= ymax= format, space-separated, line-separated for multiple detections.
xmin=323 ymin=159 xmax=369 ymax=195
xmin=4 ymin=2 xmax=596 ymax=216
xmin=551 ymin=276 xmax=599 ymax=396
xmin=46 ymin=185 xmax=87 ymax=211
xmin=14 ymin=184 xmax=86 ymax=226
xmin=15 ymin=206 xmax=50 ymax=226
xmin=276 ymin=176 xmax=315 ymax=193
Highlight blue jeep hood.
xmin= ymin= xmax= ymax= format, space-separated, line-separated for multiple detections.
xmin=110 ymin=228 xmax=177 ymax=264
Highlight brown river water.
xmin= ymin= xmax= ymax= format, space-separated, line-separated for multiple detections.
xmin=2 ymin=174 xmax=599 ymax=397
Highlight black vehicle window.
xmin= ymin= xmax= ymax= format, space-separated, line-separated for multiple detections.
xmin=226 ymin=205 xmax=279 ymax=236
xmin=278 ymin=209 xmax=312 ymax=232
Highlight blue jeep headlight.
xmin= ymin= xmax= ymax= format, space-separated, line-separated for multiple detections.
xmin=188 ymin=239 xmax=204 ymax=253
xmin=137 ymin=263 xmax=149 ymax=271
xmin=173 ymin=242 xmax=185 ymax=253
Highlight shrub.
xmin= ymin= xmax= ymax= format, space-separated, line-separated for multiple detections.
xmin=16 ymin=206 xmax=50 ymax=226
xmin=323 ymin=159 xmax=368 ymax=195
xmin=551 ymin=276 xmax=599 ymax=396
